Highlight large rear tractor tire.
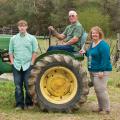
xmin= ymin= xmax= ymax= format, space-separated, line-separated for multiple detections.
xmin=28 ymin=54 xmax=89 ymax=112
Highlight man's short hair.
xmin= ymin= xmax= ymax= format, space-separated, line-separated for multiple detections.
xmin=17 ymin=20 xmax=28 ymax=26
xmin=68 ymin=10 xmax=77 ymax=16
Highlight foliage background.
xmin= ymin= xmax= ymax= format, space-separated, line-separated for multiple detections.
xmin=0 ymin=0 xmax=119 ymax=36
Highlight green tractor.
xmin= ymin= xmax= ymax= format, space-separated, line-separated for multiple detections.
xmin=0 ymin=34 xmax=89 ymax=112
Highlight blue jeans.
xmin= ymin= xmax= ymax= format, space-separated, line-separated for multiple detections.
xmin=47 ymin=45 xmax=75 ymax=52
xmin=13 ymin=66 xmax=33 ymax=108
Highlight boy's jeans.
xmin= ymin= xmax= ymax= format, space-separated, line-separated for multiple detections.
xmin=13 ymin=66 xmax=33 ymax=108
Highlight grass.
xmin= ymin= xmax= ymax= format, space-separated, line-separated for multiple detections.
xmin=0 ymin=38 xmax=120 ymax=119
xmin=37 ymin=38 xmax=57 ymax=54
xmin=0 ymin=69 xmax=120 ymax=120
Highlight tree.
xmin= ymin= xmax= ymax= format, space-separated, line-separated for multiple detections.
xmin=50 ymin=0 xmax=78 ymax=32
xmin=0 ymin=0 xmax=16 ymax=26
xmin=14 ymin=0 xmax=54 ymax=35
xmin=100 ymin=0 xmax=120 ymax=33
xmin=0 ymin=0 xmax=54 ymax=35
xmin=0 ymin=0 xmax=115 ymax=35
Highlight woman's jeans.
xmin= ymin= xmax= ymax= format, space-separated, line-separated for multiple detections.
xmin=13 ymin=66 xmax=33 ymax=108
xmin=90 ymin=72 xmax=110 ymax=111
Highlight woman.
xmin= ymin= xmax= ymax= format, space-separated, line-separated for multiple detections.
xmin=80 ymin=26 xmax=112 ymax=114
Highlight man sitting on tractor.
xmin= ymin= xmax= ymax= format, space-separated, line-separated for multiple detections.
xmin=48 ymin=10 xmax=87 ymax=52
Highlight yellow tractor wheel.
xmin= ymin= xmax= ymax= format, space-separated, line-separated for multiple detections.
xmin=29 ymin=54 xmax=89 ymax=112
xmin=40 ymin=66 xmax=78 ymax=105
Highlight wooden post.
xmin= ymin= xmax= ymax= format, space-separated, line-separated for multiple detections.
xmin=116 ymin=33 xmax=120 ymax=71
xmin=117 ymin=33 xmax=120 ymax=51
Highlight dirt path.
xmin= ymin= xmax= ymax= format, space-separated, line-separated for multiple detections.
xmin=0 ymin=102 xmax=120 ymax=120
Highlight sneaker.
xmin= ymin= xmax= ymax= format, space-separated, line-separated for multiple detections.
xmin=99 ymin=110 xmax=110 ymax=115
xmin=25 ymin=105 xmax=34 ymax=110
xmin=15 ymin=106 xmax=22 ymax=111
xmin=92 ymin=108 xmax=103 ymax=113
xmin=27 ymin=106 xmax=34 ymax=109
xmin=106 ymin=111 xmax=110 ymax=114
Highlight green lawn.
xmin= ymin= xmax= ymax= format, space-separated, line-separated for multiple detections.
xmin=37 ymin=37 xmax=57 ymax=54
xmin=0 ymin=37 xmax=120 ymax=120
xmin=0 ymin=68 xmax=120 ymax=120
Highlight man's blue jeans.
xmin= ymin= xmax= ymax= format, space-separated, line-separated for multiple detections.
xmin=13 ymin=66 xmax=33 ymax=108
xmin=47 ymin=45 xmax=75 ymax=52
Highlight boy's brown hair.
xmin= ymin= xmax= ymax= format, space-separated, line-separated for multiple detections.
xmin=17 ymin=20 xmax=28 ymax=26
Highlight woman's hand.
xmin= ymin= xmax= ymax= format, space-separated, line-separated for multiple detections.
xmin=98 ymin=72 xmax=104 ymax=79
xmin=79 ymin=49 xmax=85 ymax=54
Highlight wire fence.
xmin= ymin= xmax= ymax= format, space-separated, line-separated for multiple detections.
xmin=0 ymin=25 xmax=119 ymax=71
xmin=0 ymin=25 xmax=18 ymax=35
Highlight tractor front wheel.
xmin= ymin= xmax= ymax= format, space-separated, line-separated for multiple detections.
xmin=29 ymin=54 xmax=89 ymax=112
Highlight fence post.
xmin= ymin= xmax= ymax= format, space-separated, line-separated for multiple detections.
xmin=115 ymin=33 xmax=120 ymax=71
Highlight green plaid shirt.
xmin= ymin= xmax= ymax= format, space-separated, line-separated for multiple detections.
xmin=63 ymin=21 xmax=84 ymax=51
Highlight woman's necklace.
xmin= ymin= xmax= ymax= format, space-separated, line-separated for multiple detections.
xmin=92 ymin=39 xmax=102 ymax=48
